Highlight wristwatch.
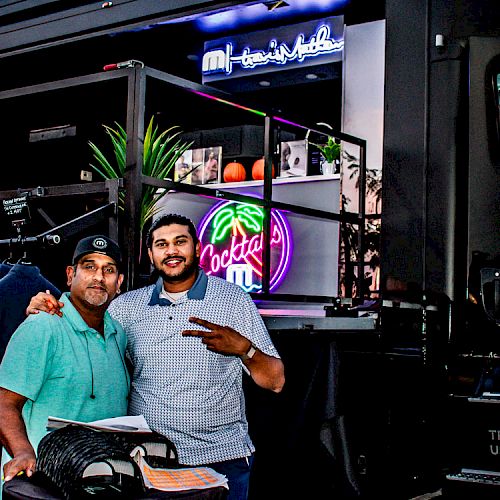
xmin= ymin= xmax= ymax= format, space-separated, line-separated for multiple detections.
xmin=240 ymin=343 xmax=257 ymax=362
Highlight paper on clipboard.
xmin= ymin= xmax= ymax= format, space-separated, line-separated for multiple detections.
xmin=131 ymin=447 xmax=228 ymax=492
xmin=47 ymin=414 xmax=152 ymax=433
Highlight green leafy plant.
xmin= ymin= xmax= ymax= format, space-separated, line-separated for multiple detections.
xmin=88 ymin=117 xmax=192 ymax=232
xmin=343 ymin=149 xmax=382 ymax=210
xmin=308 ymin=135 xmax=341 ymax=163
xmin=340 ymin=148 xmax=382 ymax=298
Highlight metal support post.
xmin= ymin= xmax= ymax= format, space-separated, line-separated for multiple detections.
xmin=123 ymin=66 xmax=146 ymax=290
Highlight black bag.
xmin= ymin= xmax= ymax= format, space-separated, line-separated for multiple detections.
xmin=36 ymin=426 xmax=179 ymax=499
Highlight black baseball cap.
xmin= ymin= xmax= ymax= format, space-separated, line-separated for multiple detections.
xmin=72 ymin=235 xmax=122 ymax=268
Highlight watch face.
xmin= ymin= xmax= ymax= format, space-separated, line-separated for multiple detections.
xmin=241 ymin=344 xmax=256 ymax=361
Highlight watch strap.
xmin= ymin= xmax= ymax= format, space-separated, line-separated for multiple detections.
xmin=240 ymin=343 xmax=257 ymax=361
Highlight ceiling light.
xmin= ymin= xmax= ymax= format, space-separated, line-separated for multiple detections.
xmin=264 ymin=1 xmax=290 ymax=11
xmin=306 ymin=73 xmax=318 ymax=80
xmin=259 ymin=80 xmax=271 ymax=87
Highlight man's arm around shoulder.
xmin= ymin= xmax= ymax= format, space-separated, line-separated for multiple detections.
xmin=0 ymin=388 xmax=36 ymax=480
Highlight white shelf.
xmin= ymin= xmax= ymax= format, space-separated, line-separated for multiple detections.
xmin=206 ymin=173 xmax=340 ymax=189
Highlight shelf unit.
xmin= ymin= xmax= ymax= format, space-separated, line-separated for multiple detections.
xmin=0 ymin=64 xmax=368 ymax=299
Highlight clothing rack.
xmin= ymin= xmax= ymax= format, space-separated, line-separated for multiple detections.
xmin=0 ymin=203 xmax=117 ymax=261
xmin=0 ymin=234 xmax=61 ymax=247
xmin=0 ymin=180 xmax=120 ymax=253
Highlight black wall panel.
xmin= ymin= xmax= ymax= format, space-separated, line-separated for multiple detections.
xmin=380 ymin=0 xmax=428 ymax=290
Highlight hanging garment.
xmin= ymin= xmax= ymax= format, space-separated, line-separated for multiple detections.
xmin=0 ymin=263 xmax=60 ymax=362
xmin=0 ymin=263 xmax=13 ymax=279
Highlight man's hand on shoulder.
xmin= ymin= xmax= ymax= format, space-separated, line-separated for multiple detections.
xmin=3 ymin=451 xmax=36 ymax=481
xmin=26 ymin=290 xmax=64 ymax=317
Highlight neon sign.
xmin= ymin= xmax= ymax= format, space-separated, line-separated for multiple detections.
xmin=202 ymin=16 xmax=343 ymax=83
xmin=198 ymin=201 xmax=292 ymax=293
xmin=203 ymin=25 xmax=343 ymax=76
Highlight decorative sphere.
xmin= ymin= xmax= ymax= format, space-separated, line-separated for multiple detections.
xmin=223 ymin=161 xmax=246 ymax=182
xmin=252 ymin=158 xmax=275 ymax=180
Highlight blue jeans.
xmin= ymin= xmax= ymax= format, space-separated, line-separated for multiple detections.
xmin=201 ymin=455 xmax=254 ymax=500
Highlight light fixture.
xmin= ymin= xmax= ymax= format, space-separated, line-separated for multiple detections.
xmin=259 ymin=80 xmax=271 ymax=87
xmin=305 ymin=73 xmax=319 ymax=80
xmin=264 ymin=1 xmax=290 ymax=11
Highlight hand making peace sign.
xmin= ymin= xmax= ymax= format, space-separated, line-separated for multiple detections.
xmin=182 ymin=317 xmax=252 ymax=357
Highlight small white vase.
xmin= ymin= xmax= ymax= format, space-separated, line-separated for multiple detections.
xmin=322 ymin=162 xmax=334 ymax=175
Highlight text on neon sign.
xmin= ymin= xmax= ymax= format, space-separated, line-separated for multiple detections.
xmin=201 ymin=225 xmax=283 ymax=276
xmin=198 ymin=202 xmax=292 ymax=292
xmin=202 ymin=24 xmax=343 ymax=76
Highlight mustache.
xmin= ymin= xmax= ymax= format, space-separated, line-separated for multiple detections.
xmin=87 ymin=284 xmax=108 ymax=292
xmin=162 ymin=257 xmax=186 ymax=265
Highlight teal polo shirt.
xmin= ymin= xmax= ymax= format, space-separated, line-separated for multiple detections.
xmin=0 ymin=292 xmax=129 ymax=453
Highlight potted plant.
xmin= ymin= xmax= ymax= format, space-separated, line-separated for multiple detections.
xmin=308 ymin=135 xmax=341 ymax=174
xmin=88 ymin=116 xmax=192 ymax=234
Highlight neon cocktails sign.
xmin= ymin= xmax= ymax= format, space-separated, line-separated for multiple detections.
xmin=198 ymin=201 xmax=292 ymax=293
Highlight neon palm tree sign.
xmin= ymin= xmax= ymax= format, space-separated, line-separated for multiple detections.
xmin=198 ymin=201 xmax=292 ymax=293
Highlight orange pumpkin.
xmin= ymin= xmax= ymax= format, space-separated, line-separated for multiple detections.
xmin=252 ymin=158 xmax=275 ymax=180
xmin=223 ymin=161 xmax=246 ymax=182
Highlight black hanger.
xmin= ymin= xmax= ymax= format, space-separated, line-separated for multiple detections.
xmin=17 ymin=252 xmax=32 ymax=265
xmin=16 ymin=238 xmax=32 ymax=265
xmin=2 ymin=240 xmax=16 ymax=265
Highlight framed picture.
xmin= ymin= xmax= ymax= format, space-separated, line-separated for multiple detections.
xmin=174 ymin=149 xmax=193 ymax=183
xmin=174 ymin=147 xmax=222 ymax=185
xmin=278 ymin=140 xmax=308 ymax=178
xmin=202 ymin=146 xmax=222 ymax=184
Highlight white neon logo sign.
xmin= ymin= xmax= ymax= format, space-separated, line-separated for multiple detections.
xmin=202 ymin=24 xmax=343 ymax=76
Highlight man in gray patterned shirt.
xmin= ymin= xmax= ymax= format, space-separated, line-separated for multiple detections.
xmin=28 ymin=214 xmax=285 ymax=500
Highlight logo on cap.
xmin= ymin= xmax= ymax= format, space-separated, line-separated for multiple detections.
xmin=92 ymin=237 xmax=108 ymax=250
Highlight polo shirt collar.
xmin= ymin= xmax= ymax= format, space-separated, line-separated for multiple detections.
xmin=149 ymin=268 xmax=208 ymax=306
xmin=60 ymin=292 xmax=117 ymax=339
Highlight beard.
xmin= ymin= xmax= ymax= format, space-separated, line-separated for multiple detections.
xmin=155 ymin=255 xmax=199 ymax=283
xmin=84 ymin=287 xmax=109 ymax=307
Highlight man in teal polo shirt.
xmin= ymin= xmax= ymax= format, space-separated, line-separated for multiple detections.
xmin=0 ymin=235 xmax=129 ymax=484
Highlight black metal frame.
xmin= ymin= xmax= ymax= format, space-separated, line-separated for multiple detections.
xmin=0 ymin=180 xmax=120 ymax=250
xmin=0 ymin=65 xmax=368 ymax=300
xmin=0 ymin=1 xmax=247 ymax=59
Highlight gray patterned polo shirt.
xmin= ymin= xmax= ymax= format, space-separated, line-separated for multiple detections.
xmin=108 ymin=269 xmax=280 ymax=465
